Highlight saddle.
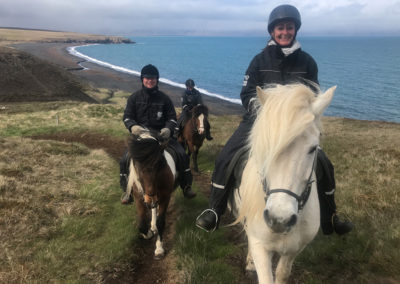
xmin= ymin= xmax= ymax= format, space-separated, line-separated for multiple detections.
xmin=165 ymin=144 xmax=178 ymax=166
xmin=225 ymin=147 xmax=249 ymax=191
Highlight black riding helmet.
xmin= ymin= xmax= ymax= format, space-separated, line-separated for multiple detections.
xmin=268 ymin=4 xmax=301 ymax=34
xmin=140 ymin=64 xmax=159 ymax=80
xmin=185 ymin=79 xmax=195 ymax=88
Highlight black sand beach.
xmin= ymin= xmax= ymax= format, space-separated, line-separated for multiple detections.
xmin=14 ymin=42 xmax=245 ymax=116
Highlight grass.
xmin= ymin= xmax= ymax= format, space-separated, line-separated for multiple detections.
xmin=0 ymin=137 xmax=138 ymax=282
xmin=1 ymin=99 xmax=400 ymax=283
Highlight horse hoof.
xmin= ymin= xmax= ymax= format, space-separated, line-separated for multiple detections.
xmin=154 ymin=250 xmax=165 ymax=260
xmin=140 ymin=230 xmax=155 ymax=240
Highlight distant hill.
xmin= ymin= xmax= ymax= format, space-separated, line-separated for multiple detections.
xmin=0 ymin=27 xmax=134 ymax=44
xmin=0 ymin=47 xmax=96 ymax=103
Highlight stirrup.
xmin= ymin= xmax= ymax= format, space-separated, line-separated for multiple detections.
xmin=196 ymin=209 xmax=219 ymax=232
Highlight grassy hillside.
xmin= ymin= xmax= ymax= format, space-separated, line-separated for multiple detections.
xmin=0 ymin=99 xmax=399 ymax=283
xmin=0 ymin=47 xmax=97 ymax=103
xmin=0 ymin=27 xmax=132 ymax=45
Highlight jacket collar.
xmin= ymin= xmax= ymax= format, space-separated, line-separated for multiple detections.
xmin=268 ymin=39 xmax=301 ymax=57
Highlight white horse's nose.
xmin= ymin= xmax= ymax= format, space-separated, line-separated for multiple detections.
xmin=264 ymin=209 xmax=297 ymax=233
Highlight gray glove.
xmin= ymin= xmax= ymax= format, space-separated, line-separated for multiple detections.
xmin=160 ymin=128 xmax=171 ymax=140
xmin=130 ymin=125 xmax=144 ymax=135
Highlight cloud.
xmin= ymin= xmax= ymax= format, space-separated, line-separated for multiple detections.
xmin=0 ymin=0 xmax=399 ymax=35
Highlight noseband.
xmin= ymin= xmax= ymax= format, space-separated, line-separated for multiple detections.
xmin=262 ymin=148 xmax=318 ymax=211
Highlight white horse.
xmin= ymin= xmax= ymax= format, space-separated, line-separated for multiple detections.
xmin=231 ymin=84 xmax=336 ymax=284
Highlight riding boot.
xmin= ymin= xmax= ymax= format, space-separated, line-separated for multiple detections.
xmin=205 ymin=128 xmax=213 ymax=141
xmin=205 ymin=121 xmax=213 ymax=140
xmin=316 ymin=150 xmax=353 ymax=235
xmin=181 ymin=170 xmax=196 ymax=199
xmin=318 ymin=191 xmax=353 ymax=235
xmin=195 ymin=185 xmax=227 ymax=232
xmin=119 ymin=150 xmax=133 ymax=204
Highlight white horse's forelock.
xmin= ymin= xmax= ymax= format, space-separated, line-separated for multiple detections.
xmin=237 ymin=84 xmax=321 ymax=224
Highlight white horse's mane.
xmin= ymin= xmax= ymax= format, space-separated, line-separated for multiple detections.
xmin=237 ymin=84 xmax=322 ymax=223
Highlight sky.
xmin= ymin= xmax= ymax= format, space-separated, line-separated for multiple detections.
xmin=1 ymin=0 xmax=399 ymax=36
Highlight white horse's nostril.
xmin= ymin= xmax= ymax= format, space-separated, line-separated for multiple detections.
xmin=287 ymin=214 xmax=297 ymax=227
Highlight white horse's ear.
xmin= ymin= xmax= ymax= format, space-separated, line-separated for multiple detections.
xmin=312 ymin=86 xmax=336 ymax=115
xmin=256 ymin=86 xmax=267 ymax=105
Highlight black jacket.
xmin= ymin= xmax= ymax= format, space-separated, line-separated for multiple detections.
xmin=123 ymin=87 xmax=177 ymax=133
xmin=181 ymin=89 xmax=203 ymax=111
xmin=240 ymin=44 xmax=319 ymax=113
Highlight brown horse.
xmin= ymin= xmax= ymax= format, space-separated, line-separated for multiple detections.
xmin=178 ymin=104 xmax=210 ymax=172
xmin=125 ymin=129 xmax=177 ymax=259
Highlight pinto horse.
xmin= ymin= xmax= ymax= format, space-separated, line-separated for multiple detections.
xmin=125 ymin=129 xmax=177 ymax=259
xmin=178 ymin=104 xmax=209 ymax=172
xmin=230 ymin=84 xmax=336 ymax=284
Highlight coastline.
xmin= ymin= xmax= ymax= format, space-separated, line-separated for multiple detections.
xmin=13 ymin=42 xmax=245 ymax=116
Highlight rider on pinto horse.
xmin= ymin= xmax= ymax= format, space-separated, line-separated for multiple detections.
xmin=175 ymin=79 xmax=213 ymax=141
xmin=119 ymin=64 xmax=197 ymax=203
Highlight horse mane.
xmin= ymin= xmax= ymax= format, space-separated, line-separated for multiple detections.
xmin=192 ymin=104 xmax=208 ymax=117
xmin=237 ymin=84 xmax=321 ymax=223
xmin=128 ymin=130 xmax=167 ymax=171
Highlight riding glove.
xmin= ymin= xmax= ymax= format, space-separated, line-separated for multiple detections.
xmin=130 ymin=125 xmax=144 ymax=135
xmin=160 ymin=128 xmax=171 ymax=140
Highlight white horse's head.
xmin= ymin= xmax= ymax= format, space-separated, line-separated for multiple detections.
xmin=239 ymin=84 xmax=335 ymax=233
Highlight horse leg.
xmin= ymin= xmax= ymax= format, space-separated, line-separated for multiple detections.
xmin=150 ymin=207 xmax=158 ymax=234
xmin=135 ymin=198 xmax=153 ymax=239
xmin=246 ymin=248 xmax=256 ymax=272
xmin=247 ymin=235 xmax=274 ymax=284
xmin=275 ymin=254 xmax=296 ymax=284
xmin=193 ymin=147 xmax=199 ymax=172
xmin=154 ymin=198 xmax=170 ymax=259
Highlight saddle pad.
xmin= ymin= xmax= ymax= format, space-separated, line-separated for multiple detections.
xmin=165 ymin=145 xmax=178 ymax=167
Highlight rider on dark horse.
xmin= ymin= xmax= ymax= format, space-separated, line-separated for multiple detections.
xmin=175 ymin=79 xmax=213 ymax=141
xmin=119 ymin=64 xmax=196 ymax=203
xmin=196 ymin=4 xmax=353 ymax=236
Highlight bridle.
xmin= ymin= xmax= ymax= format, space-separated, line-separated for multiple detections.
xmin=262 ymin=147 xmax=318 ymax=212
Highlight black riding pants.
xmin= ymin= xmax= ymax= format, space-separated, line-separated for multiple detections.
xmin=209 ymin=114 xmax=254 ymax=215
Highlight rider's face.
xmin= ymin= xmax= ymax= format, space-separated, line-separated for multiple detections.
xmin=143 ymin=77 xmax=158 ymax=89
xmin=271 ymin=21 xmax=296 ymax=46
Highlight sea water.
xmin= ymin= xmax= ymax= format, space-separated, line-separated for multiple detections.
xmin=70 ymin=36 xmax=400 ymax=123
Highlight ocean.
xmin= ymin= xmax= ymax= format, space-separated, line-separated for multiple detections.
xmin=69 ymin=36 xmax=400 ymax=123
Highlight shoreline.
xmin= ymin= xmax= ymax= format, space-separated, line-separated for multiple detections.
xmin=13 ymin=42 xmax=245 ymax=116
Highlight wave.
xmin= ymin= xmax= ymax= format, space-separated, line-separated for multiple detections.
xmin=67 ymin=45 xmax=241 ymax=105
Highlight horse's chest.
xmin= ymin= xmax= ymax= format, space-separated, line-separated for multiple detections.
xmin=248 ymin=225 xmax=303 ymax=253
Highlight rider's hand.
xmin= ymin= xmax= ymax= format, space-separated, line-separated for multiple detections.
xmin=131 ymin=125 xmax=144 ymax=135
xmin=160 ymin=128 xmax=171 ymax=140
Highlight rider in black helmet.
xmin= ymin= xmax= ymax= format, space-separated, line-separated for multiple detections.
xmin=119 ymin=64 xmax=196 ymax=204
xmin=196 ymin=4 xmax=353 ymax=236
xmin=175 ymin=79 xmax=213 ymax=141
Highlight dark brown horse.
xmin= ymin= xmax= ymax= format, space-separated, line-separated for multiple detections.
xmin=178 ymin=105 xmax=210 ymax=172
xmin=126 ymin=129 xmax=177 ymax=259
